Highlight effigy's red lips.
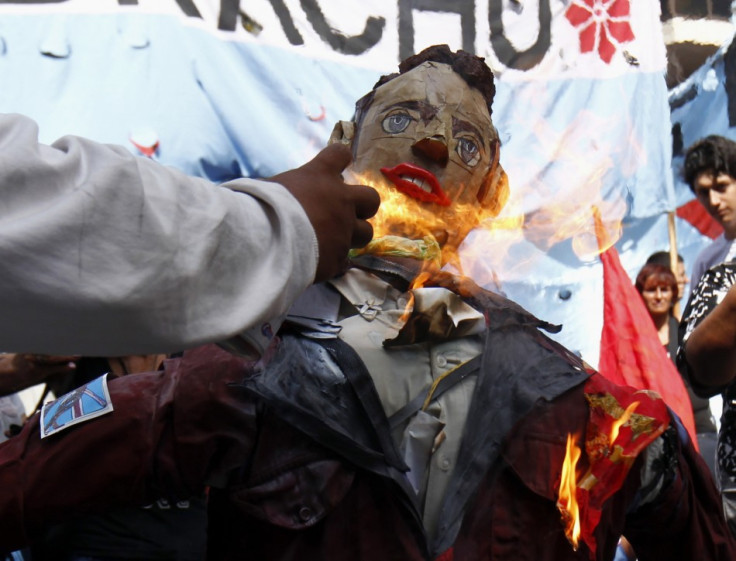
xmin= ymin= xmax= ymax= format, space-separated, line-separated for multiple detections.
xmin=381 ymin=163 xmax=451 ymax=207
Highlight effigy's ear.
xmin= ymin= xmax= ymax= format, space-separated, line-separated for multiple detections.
xmin=477 ymin=138 xmax=509 ymax=217
xmin=328 ymin=120 xmax=355 ymax=147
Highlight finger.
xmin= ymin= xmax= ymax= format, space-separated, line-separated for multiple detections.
xmin=351 ymin=219 xmax=374 ymax=248
xmin=312 ymin=143 xmax=352 ymax=173
xmin=350 ymin=185 xmax=381 ymax=219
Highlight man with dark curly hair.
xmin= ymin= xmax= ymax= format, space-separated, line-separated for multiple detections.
xmin=678 ymin=135 xmax=736 ymax=542
xmin=683 ymin=135 xmax=736 ymax=290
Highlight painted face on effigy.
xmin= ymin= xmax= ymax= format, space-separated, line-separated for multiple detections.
xmin=332 ymin=54 xmax=507 ymax=256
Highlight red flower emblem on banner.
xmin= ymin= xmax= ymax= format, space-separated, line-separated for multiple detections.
xmin=566 ymin=0 xmax=635 ymax=64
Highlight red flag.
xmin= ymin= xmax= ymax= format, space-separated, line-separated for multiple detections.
xmin=598 ymin=246 xmax=698 ymax=448
xmin=676 ymin=199 xmax=723 ymax=240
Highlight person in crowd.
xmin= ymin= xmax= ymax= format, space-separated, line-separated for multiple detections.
xmin=682 ymin=135 xmax=736 ymax=291
xmin=645 ymin=250 xmax=689 ymax=305
xmin=0 ymin=115 xmax=379 ymax=356
xmin=635 ymin=263 xmax=680 ymax=357
xmin=0 ymin=45 xmax=733 ymax=561
xmin=635 ymin=264 xmax=717 ymax=474
xmin=679 ymin=261 xmax=736 ymax=539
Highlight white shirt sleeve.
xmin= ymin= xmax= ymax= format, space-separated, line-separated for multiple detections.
xmin=0 ymin=113 xmax=318 ymax=355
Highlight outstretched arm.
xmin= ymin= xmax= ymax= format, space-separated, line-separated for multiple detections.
xmin=0 ymin=114 xmax=378 ymax=355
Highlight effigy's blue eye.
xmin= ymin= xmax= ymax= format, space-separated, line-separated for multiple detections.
xmin=382 ymin=113 xmax=413 ymax=134
xmin=456 ymin=137 xmax=480 ymax=166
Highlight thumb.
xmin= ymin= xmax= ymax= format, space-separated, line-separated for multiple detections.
xmin=310 ymin=143 xmax=352 ymax=173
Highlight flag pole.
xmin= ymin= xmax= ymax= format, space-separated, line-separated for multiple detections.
xmin=668 ymin=211 xmax=681 ymax=319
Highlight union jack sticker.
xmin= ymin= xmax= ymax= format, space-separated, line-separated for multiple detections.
xmin=40 ymin=373 xmax=114 ymax=439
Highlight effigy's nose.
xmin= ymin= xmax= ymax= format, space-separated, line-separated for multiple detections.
xmin=412 ymin=136 xmax=448 ymax=165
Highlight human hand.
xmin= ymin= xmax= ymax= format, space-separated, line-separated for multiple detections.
xmin=270 ymin=144 xmax=380 ymax=282
xmin=0 ymin=353 xmax=77 ymax=396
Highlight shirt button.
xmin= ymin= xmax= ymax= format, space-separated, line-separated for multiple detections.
xmin=435 ymin=354 xmax=448 ymax=368
xmin=439 ymin=455 xmax=451 ymax=471
xmin=397 ymin=297 xmax=408 ymax=309
xmin=298 ymin=506 xmax=313 ymax=522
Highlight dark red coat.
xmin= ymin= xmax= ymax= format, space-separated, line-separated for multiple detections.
xmin=0 ymin=301 xmax=732 ymax=560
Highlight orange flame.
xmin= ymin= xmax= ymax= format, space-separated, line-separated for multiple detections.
xmin=346 ymin=156 xmax=625 ymax=291
xmin=610 ymin=401 xmax=640 ymax=444
xmin=556 ymin=401 xmax=640 ymax=551
xmin=558 ymin=433 xmax=582 ymax=550
xmin=461 ymin=106 xmax=629 ymax=284
xmin=398 ymin=291 xmax=415 ymax=324
xmin=410 ymin=270 xmax=432 ymax=291
xmin=345 ymin=170 xmax=506 ymax=275
xmin=397 ymin=269 xmax=433 ymax=324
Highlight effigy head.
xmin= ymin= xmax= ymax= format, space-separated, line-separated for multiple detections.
xmin=332 ymin=45 xmax=509 ymax=256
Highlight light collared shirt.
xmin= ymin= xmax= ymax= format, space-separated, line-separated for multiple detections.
xmin=330 ymin=268 xmax=485 ymax=538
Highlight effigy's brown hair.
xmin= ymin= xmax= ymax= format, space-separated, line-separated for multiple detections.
xmin=354 ymin=44 xmax=496 ymax=124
